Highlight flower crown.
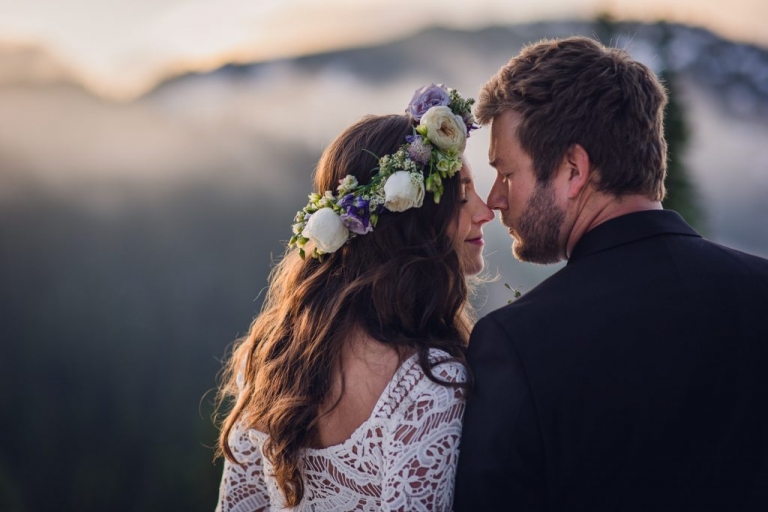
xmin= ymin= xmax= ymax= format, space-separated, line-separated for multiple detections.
xmin=289 ymin=84 xmax=476 ymax=260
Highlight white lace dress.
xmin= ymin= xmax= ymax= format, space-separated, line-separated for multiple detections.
xmin=216 ymin=348 xmax=467 ymax=512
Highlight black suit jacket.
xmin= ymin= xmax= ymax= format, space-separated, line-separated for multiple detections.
xmin=454 ymin=210 xmax=768 ymax=511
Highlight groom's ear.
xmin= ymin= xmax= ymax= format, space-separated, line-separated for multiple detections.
xmin=562 ymin=144 xmax=592 ymax=200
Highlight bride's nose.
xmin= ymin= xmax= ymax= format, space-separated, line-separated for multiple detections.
xmin=470 ymin=192 xmax=494 ymax=225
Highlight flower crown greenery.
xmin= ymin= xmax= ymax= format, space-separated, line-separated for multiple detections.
xmin=289 ymin=84 xmax=476 ymax=260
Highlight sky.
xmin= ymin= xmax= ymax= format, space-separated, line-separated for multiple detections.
xmin=1 ymin=0 xmax=767 ymax=100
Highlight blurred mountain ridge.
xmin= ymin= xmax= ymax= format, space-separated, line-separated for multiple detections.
xmin=2 ymin=21 xmax=768 ymax=121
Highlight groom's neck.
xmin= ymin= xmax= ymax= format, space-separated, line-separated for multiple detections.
xmin=565 ymin=194 xmax=663 ymax=259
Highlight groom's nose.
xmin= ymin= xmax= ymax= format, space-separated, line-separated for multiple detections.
xmin=486 ymin=179 xmax=508 ymax=210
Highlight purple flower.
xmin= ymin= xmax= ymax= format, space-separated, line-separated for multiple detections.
xmin=461 ymin=111 xmax=478 ymax=138
xmin=407 ymin=137 xmax=432 ymax=165
xmin=407 ymin=84 xmax=450 ymax=121
xmin=339 ymin=194 xmax=373 ymax=235
xmin=338 ymin=194 xmax=361 ymax=210
xmin=340 ymin=213 xmax=373 ymax=235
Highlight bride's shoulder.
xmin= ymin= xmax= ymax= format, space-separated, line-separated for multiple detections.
xmin=398 ymin=348 xmax=468 ymax=385
xmin=377 ymin=348 xmax=467 ymax=418
xmin=421 ymin=348 xmax=468 ymax=386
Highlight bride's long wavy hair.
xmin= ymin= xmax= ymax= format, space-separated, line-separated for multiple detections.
xmin=217 ymin=114 xmax=474 ymax=506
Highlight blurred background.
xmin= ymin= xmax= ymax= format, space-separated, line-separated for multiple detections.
xmin=1 ymin=1 xmax=767 ymax=510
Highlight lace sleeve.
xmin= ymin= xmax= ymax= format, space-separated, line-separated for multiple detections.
xmin=216 ymin=422 xmax=271 ymax=512
xmin=381 ymin=359 xmax=467 ymax=512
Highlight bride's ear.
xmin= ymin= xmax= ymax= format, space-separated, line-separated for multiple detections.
xmin=561 ymin=143 xmax=592 ymax=199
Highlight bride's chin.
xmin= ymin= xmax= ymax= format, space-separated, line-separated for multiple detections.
xmin=462 ymin=259 xmax=484 ymax=276
xmin=459 ymin=245 xmax=485 ymax=276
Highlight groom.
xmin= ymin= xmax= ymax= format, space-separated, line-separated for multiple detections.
xmin=454 ymin=37 xmax=768 ymax=510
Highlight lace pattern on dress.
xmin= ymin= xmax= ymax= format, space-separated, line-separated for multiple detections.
xmin=216 ymin=348 xmax=467 ymax=512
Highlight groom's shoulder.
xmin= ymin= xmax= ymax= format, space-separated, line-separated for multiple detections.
xmin=668 ymin=235 xmax=768 ymax=289
xmin=695 ymin=238 xmax=768 ymax=272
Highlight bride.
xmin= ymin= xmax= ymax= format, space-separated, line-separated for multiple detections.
xmin=215 ymin=84 xmax=493 ymax=511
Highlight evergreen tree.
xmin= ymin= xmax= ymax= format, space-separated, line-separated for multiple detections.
xmin=658 ymin=22 xmax=703 ymax=229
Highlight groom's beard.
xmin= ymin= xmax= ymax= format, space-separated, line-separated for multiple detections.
xmin=506 ymin=182 xmax=565 ymax=264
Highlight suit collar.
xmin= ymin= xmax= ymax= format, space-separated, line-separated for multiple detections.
xmin=568 ymin=210 xmax=700 ymax=263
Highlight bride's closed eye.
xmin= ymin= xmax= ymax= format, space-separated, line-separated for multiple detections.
xmin=460 ymin=177 xmax=472 ymax=204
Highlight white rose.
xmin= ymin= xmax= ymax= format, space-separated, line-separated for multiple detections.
xmin=420 ymin=106 xmax=467 ymax=152
xmin=302 ymin=207 xmax=349 ymax=253
xmin=384 ymin=171 xmax=425 ymax=212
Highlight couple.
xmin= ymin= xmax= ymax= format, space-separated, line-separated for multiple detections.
xmin=216 ymin=37 xmax=768 ymax=511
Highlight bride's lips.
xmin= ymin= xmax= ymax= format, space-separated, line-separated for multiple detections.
xmin=465 ymin=236 xmax=484 ymax=246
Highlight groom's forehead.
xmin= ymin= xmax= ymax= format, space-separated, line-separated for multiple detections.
xmin=489 ymin=116 xmax=524 ymax=162
xmin=488 ymin=137 xmax=509 ymax=168
xmin=490 ymin=111 xmax=523 ymax=141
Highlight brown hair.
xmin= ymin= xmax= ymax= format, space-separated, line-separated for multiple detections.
xmin=477 ymin=36 xmax=668 ymax=200
xmin=216 ymin=114 xmax=472 ymax=506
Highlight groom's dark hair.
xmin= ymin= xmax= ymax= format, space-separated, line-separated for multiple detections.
xmin=477 ymin=36 xmax=667 ymax=201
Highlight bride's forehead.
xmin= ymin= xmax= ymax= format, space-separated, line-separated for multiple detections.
xmin=460 ymin=158 xmax=474 ymax=178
